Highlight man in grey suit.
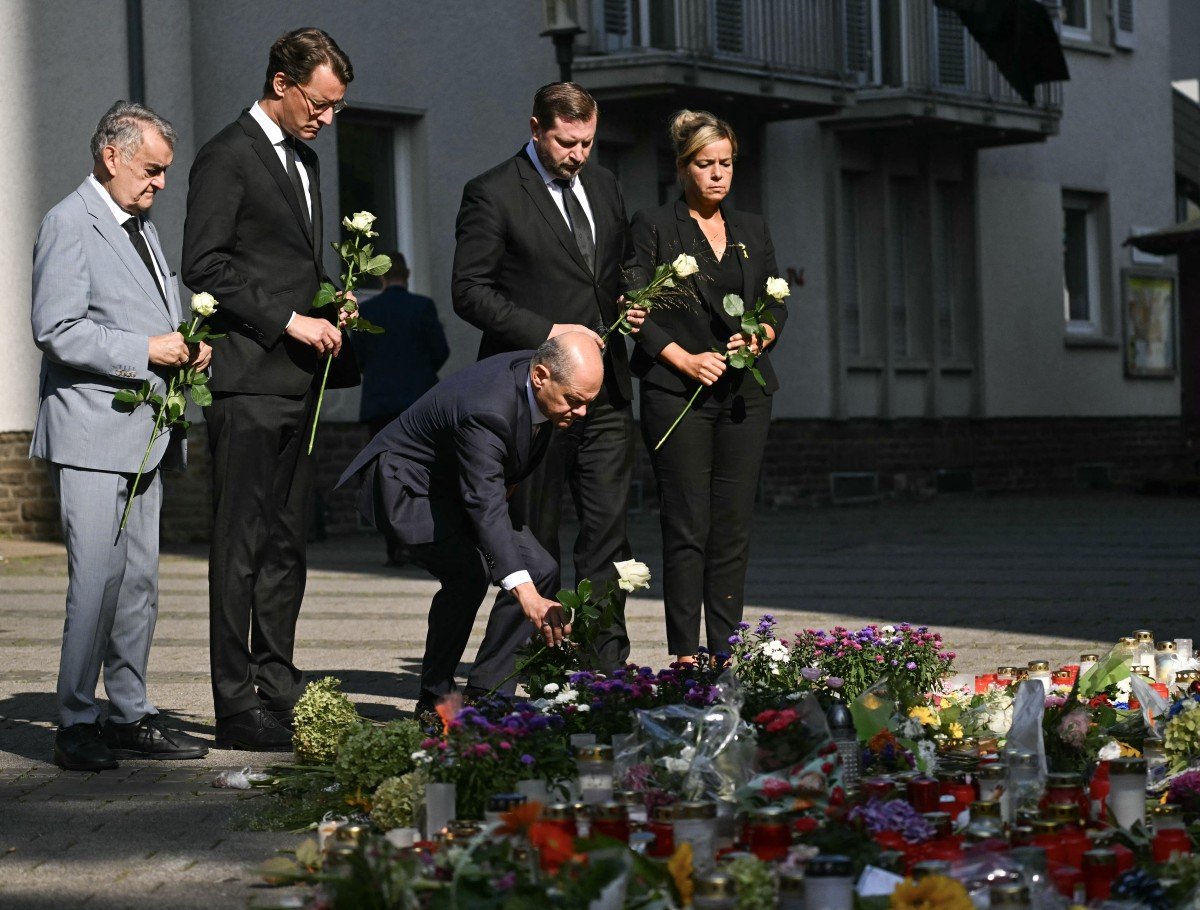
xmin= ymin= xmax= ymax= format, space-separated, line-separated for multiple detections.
xmin=30 ymin=101 xmax=211 ymax=771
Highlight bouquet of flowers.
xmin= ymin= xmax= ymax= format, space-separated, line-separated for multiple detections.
xmin=604 ymin=252 xmax=700 ymax=341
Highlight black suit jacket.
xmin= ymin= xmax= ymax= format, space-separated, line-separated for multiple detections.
xmin=451 ymin=148 xmax=633 ymax=403
xmin=182 ymin=109 xmax=358 ymax=395
xmin=629 ymin=200 xmax=789 ymax=395
xmin=337 ymin=352 xmax=549 ymax=582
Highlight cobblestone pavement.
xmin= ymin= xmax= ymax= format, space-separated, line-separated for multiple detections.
xmin=2 ymin=492 xmax=1198 ymax=907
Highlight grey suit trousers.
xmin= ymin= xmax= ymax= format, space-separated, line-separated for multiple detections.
xmin=53 ymin=464 xmax=161 ymax=727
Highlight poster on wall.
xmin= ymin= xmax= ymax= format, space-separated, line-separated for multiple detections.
xmin=1121 ymin=268 xmax=1177 ymax=378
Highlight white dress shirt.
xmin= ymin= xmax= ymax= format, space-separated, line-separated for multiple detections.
xmin=86 ymin=173 xmax=166 ymax=294
xmin=524 ymin=139 xmax=596 ymax=239
xmin=498 ymin=377 xmax=549 ymax=592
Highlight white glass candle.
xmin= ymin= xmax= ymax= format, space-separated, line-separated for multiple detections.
xmin=672 ymin=800 xmax=718 ymax=872
xmin=1108 ymin=758 xmax=1147 ymax=830
xmin=424 ymin=782 xmax=456 ymax=839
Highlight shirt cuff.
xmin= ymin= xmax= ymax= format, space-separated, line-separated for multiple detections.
xmin=285 ymin=311 xmax=298 ymax=330
xmin=500 ymin=570 xmax=532 ymax=591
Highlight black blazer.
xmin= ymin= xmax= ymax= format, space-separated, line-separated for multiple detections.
xmin=182 ymin=109 xmax=358 ymax=395
xmin=337 ymin=352 xmax=549 ymax=583
xmin=451 ymin=149 xmax=634 ymax=403
xmin=629 ymin=200 xmax=789 ymax=395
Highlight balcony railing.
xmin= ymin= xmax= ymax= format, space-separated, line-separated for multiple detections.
xmin=584 ymin=0 xmax=860 ymax=85
xmin=581 ymin=0 xmax=1063 ymax=117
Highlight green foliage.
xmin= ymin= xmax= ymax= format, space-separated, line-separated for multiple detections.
xmin=334 ymin=719 xmax=425 ymax=794
xmin=1166 ymin=705 xmax=1200 ymax=771
xmin=292 ymin=676 xmax=361 ymax=764
xmin=231 ymin=766 xmax=344 ymax=832
xmin=370 ymin=768 xmax=429 ymax=831
xmin=724 ymin=854 xmax=776 ymax=909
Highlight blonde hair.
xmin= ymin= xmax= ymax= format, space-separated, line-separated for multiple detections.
xmin=669 ymin=109 xmax=738 ymax=168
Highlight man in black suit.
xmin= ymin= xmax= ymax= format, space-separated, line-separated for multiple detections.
xmin=452 ymin=83 xmax=640 ymax=679
xmin=338 ymin=334 xmax=604 ymax=707
xmin=182 ymin=28 xmax=356 ymax=750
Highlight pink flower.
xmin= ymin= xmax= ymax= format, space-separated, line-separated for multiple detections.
xmin=1057 ymin=708 xmax=1090 ymax=748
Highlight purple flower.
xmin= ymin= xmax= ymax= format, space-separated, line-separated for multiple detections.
xmin=728 ymin=634 xmax=742 ymax=645
xmin=801 ymin=667 xmax=822 ymax=682
xmin=905 ymin=661 xmax=917 ymax=670
xmin=520 ymin=753 xmax=535 ymax=766
xmin=826 ymin=677 xmax=844 ymax=689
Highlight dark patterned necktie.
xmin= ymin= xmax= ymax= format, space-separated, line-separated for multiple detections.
xmin=553 ymin=178 xmax=595 ymax=272
xmin=282 ymin=136 xmax=312 ymax=234
xmin=121 ymin=217 xmax=165 ymax=302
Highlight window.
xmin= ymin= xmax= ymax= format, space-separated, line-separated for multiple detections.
xmin=336 ymin=113 xmax=418 ymax=290
xmin=839 ymin=172 xmax=864 ymax=358
xmin=1062 ymin=192 xmax=1108 ymax=334
xmin=1060 ymin=0 xmax=1091 ymax=40
xmin=934 ymin=181 xmax=975 ymax=361
xmin=889 ymin=177 xmax=925 ymax=359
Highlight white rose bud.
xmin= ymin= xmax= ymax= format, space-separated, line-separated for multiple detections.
xmin=671 ymin=253 xmax=699 ymax=278
xmin=614 ymin=558 xmax=651 ymax=593
xmin=190 ymin=292 xmax=218 ymax=317
xmin=765 ymin=276 xmax=791 ymax=300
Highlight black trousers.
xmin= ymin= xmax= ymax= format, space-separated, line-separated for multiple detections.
xmin=482 ymin=394 xmax=636 ymax=678
xmin=206 ymin=390 xmax=315 ymax=719
xmin=639 ymin=381 xmax=773 ymax=656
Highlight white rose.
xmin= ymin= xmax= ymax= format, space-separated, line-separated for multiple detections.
xmin=765 ymin=277 xmax=791 ymax=300
xmin=614 ymin=559 xmax=651 ymax=593
xmin=190 ymin=292 xmax=218 ymax=317
xmin=542 ymin=683 xmax=560 ymax=695
xmin=343 ymin=210 xmax=377 ymax=234
xmin=671 ymin=253 xmax=699 ymax=278
xmin=1098 ymin=740 xmax=1122 ymax=761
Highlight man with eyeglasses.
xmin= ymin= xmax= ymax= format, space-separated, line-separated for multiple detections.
xmin=182 ymin=27 xmax=357 ymax=750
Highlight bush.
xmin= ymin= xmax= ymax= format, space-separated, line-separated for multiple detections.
xmin=334 ymin=719 xmax=425 ymax=794
xmin=292 ymin=677 xmax=361 ymax=764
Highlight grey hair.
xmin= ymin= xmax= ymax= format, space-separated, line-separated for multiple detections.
xmin=531 ymin=336 xmax=576 ymax=383
xmin=90 ymin=101 xmax=178 ymax=165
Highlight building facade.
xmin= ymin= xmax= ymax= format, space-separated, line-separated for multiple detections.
xmin=0 ymin=0 xmax=1186 ymax=540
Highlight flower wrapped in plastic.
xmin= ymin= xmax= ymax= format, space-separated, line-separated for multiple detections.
xmin=615 ymin=671 xmax=754 ymax=808
xmin=735 ymin=692 xmax=846 ymax=823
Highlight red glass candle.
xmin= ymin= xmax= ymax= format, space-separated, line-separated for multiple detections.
xmin=647 ymin=805 xmax=675 ymax=858
xmin=1153 ymin=828 xmax=1193 ymax=863
xmin=746 ymin=808 xmax=791 ymax=862
xmin=862 ymin=778 xmax=895 ymax=800
xmin=1083 ymin=849 xmax=1116 ymax=901
xmin=1088 ymin=762 xmax=1110 ymax=822
xmin=1060 ymin=827 xmax=1090 ymax=869
xmin=975 ymin=674 xmax=996 ymax=693
xmin=591 ymin=802 xmax=629 ymax=843
xmin=1051 ymin=866 xmax=1084 ymax=902
xmin=907 ymin=776 xmax=941 ymax=813
xmin=1111 ymin=842 xmax=1135 ymax=874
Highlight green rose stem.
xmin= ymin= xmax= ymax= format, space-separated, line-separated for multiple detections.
xmin=119 ymin=313 xmax=204 ymax=532
xmin=653 ymin=373 xmax=714 ymax=451
xmin=306 ymin=241 xmax=360 ymax=456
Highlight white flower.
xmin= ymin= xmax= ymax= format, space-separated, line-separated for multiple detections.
xmin=576 ymin=704 xmax=591 ymax=713
xmin=901 ymin=717 xmax=924 ymax=739
xmin=542 ymin=683 xmax=560 ymax=695
xmin=671 ymin=253 xmax=699 ymax=278
xmin=881 ymin=625 xmax=896 ymax=635
xmin=1098 ymin=740 xmax=1122 ymax=761
xmin=343 ymin=210 xmax=378 ymax=235
xmin=554 ymin=689 xmax=578 ymax=704
xmin=765 ymin=276 xmax=790 ymax=300
xmin=662 ymin=756 xmax=689 ymax=773
xmin=614 ymin=559 xmax=651 ymax=593
xmin=410 ymin=750 xmax=431 ymax=765
xmin=190 ymin=292 xmax=218 ymax=317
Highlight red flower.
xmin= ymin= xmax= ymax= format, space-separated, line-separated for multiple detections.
xmin=529 ymin=822 xmax=574 ymax=871
xmin=793 ymin=816 xmax=819 ymax=833
xmin=761 ymin=777 xmax=794 ymax=801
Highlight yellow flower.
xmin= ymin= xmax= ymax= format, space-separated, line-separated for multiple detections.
xmin=890 ymin=874 xmax=973 ymax=910
xmin=908 ymin=706 xmax=937 ymax=726
xmin=947 ymin=722 xmax=964 ymax=739
xmin=667 ymin=842 xmax=693 ymax=906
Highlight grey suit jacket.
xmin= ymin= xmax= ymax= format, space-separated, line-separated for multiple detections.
xmin=29 ymin=178 xmax=186 ymax=473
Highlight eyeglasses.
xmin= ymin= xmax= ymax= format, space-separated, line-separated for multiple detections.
xmin=294 ymin=82 xmax=346 ymax=116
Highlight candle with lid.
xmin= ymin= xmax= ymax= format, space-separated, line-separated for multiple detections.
xmin=996 ymin=665 xmax=1018 ymax=686
xmin=692 ymin=872 xmax=737 ymax=910
xmin=591 ymin=801 xmax=629 ymax=843
xmin=1007 ymin=750 xmax=1042 ymax=814
xmin=1040 ymin=771 xmax=1088 ymax=821
xmin=673 ymin=800 xmax=718 ymax=871
xmin=541 ymin=802 xmax=576 ymax=837
xmin=1083 ymin=848 xmax=1117 ymax=901
xmin=1174 ymin=670 xmax=1200 ymax=696
xmin=778 ymin=869 xmax=805 ymax=910
xmin=574 ymin=743 xmax=614 ymax=805
xmin=990 ymin=881 xmax=1032 ymax=910
xmin=805 ymin=854 xmax=855 ymax=910
xmin=1153 ymin=826 xmax=1192 ymax=862
xmin=745 ymin=806 xmax=791 ymax=861
xmin=613 ymin=789 xmax=647 ymax=826
xmin=484 ymin=792 xmax=526 ymax=824
xmin=647 ymin=803 xmax=676 ymax=857
xmin=1176 ymin=638 xmax=1194 ymax=663
xmin=1027 ymin=660 xmax=1051 ymax=692
xmin=1133 ymin=630 xmax=1155 ymax=666
xmin=1079 ymin=652 xmax=1100 ymax=676
xmin=1156 ymin=641 xmax=1179 ymax=685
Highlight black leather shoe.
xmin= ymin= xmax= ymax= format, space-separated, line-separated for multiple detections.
xmin=214 ymin=706 xmax=294 ymax=751
xmin=259 ymin=703 xmax=294 ymax=732
xmin=103 ymin=715 xmax=209 ymax=760
xmin=55 ymin=723 xmax=118 ymax=771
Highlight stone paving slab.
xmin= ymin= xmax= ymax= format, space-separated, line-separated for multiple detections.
xmin=2 ymin=493 xmax=1199 ymax=907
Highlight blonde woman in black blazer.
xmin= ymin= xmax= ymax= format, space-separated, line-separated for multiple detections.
xmin=630 ymin=109 xmax=788 ymax=662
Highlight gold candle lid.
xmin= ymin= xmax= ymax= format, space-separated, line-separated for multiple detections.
xmin=1131 ymin=665 xmax=1152 ymax=677
xmin=970 ymin=800 xmax=1002 ymax=818
xmin=694 ymin=873 xmax=737 ymax=898
xmin=575 ymin=744 xmax=613 ymax=761
xmin=1134 ymin=630 xmax=1154 ymax=642
xmin=1119 ymin=637 xmax=1138 ymax=646
xmin=996 ymin=666 xmax=1019 ymax=675
xmin=593 ymin=801 xmax=627 ymax=821
xmin=1028 ymin=660 xmax=1050 ymax=672
xmin=1177 ymin=670 xmax=1200 ymax=682
xmin=542 ymin=802 xmax=574 ymax=821
xmin=1031 ymin=818 xmax=1064 ymax=834
xmin=1080 ymin=653 xmax=1100 ymax=662
xmin=1045 ymin=771 xmax=1084 ymax=787
xmin=1157 ymin=641 xmax=1177 ymax=652
xmin=650 ymin=803 xmax=678 ymax=822
xmin=1044 ymin=803 xmax=1081 ymax=824
xmin=675 ymin=800 xmax=717 ymax=820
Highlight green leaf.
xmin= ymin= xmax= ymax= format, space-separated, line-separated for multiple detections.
xmin=149 ymin=393 xmax=164 ymax=409
xmin=189 ymin=384 xmax=213 ymax=407
xmin=576 ymin=578 xmax=593 ymax=603
xmin=113 ymin=389 xmax=143 ymax=406
xmin=350 ymin=316 xmax=385 ymax=334
xmin=356 ymin=249 xmax=372 ymax=273
xmin=557 ymin=590 xmax=582 ymax=612
xmin=363 ymin=254 xmax=392 ymax=277
xmin=312 ymin=283 xmax=338 ymax=309
xmin=192 ymin=371 xmax=209 ymax=385
xmin=722 ymin=293 xmax=745 ymax=317
xmin=741 ymin=316 xmax=759 ymax=336
xmin=749 ymin=365 xmax=766 ymax=388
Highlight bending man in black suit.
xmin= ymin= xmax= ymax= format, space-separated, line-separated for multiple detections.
xmin=338 ymin=334 xmax=604 ymax=708
xmin=182 ymin=28 xmax=357 ymax=750
xmin=452 ymin=82 xmax=641 ymax=681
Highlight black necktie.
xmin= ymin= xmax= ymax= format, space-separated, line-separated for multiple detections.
xmin=553 ymin=178 xmax=595 ymax=272
xmin=121 ymin=217 xmax=165 ymax=303
xmin=282 ymin=137 xmax=312 ymax=235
